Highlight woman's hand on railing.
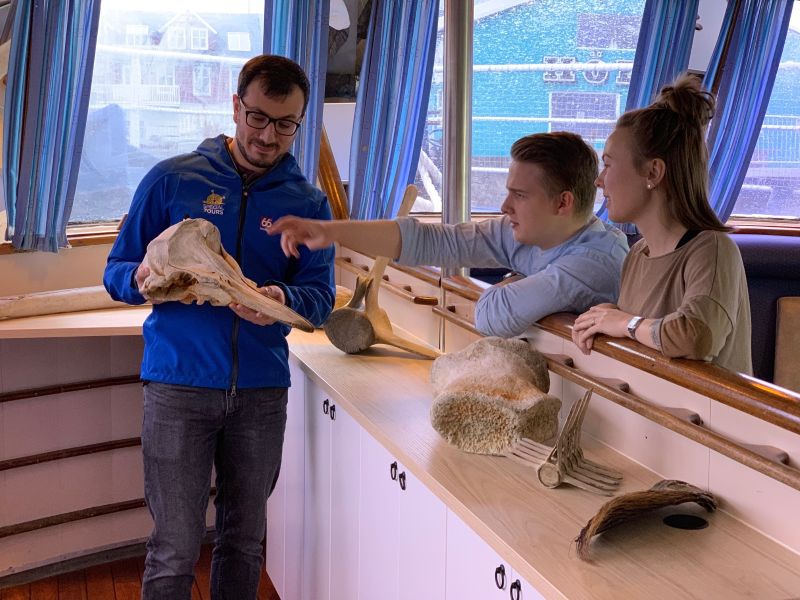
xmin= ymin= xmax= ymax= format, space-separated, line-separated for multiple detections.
xmin=571 ymin=303 xmax=625 ymax=353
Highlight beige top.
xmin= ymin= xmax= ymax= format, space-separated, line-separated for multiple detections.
xmin=618 ymin=230 xmax=752 ymax=374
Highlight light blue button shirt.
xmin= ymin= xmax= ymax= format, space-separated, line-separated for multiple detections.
xmin=396 ymin=215 xmax=628 ymax=338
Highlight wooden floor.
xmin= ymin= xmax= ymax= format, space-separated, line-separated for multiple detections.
xmin=0 ymin=545 xmax=280 ymax=600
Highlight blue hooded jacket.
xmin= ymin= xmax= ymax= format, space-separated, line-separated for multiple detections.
xmin=104 ymin=135 xmax=335 ymax=390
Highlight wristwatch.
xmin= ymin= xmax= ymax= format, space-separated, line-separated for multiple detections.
xmin=626 ymin=315 xmax=645 ymax=339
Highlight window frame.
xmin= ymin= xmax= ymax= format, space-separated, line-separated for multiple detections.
xmin=227 ymin=31 xmax=251 ymax=52
xmin=124 ymin=24 xmax=148 ymax=47
xmin=167 ymin=26 xmax=187 ymax=50
xmin=191 ymin=27 xmax=209 ymax=50
xmin=192 ymin=63 xmax=212 ymax=97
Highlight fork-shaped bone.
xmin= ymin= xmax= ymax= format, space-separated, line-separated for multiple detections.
xmin=502 ymin=389 xmax=622 ymax=496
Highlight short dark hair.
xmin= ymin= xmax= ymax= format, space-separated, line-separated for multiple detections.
xmin=510 ymin=131 xmax=599 ymax=219
xmin=237 ymin=55 xmax=311 ymax=115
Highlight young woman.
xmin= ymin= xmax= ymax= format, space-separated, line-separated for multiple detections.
xmin=571 ymin=75 xmax=752 ymax=374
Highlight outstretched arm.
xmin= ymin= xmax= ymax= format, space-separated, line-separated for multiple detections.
xmin=269 ymin=216 xmax=401 ymax=260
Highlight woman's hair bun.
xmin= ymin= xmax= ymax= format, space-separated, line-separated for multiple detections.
xmin=654 ymin=73 xmax=715 ymax=128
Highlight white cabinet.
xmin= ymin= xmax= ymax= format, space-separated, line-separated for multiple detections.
xmin=359 ymin=432 xmax=401 ymax=599
xmin=270 ymin=367 xmax=538 ymax=600
xmin=266 ymin=355 xmax=306 ymax=600
xmin=446 ymin=510 xmax=509 ymax=599
xmin=358 ymin=430 xmax=447 ymax=600
xmin=329 ymin=395 xmax=361 ymax=600
xmin=302 ymin=379 xmax=360 ymax=600
xmin=398 ymin=465 xmax=447 ymax=599
xmin=507 ymin=574 xmax=544 ymax=600
xmin=446 ymin=510 xmax=544 ymax=600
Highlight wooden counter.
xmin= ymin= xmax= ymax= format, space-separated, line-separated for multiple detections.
xmin=0 ymin=306 xmax=150 ymax=338
xmin=2 ymin=305 xmax=799 ymax=598
xmin=288 ymin=329 xmax=800 ymax=600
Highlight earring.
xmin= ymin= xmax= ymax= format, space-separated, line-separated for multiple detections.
xmin=647 ymin=183 xmax=653 ymax=190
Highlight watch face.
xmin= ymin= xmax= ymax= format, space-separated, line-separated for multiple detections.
xmin=627 ymin=316 xmax=643 ymax=338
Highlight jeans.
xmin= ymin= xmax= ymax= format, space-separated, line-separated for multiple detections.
xmin=140 ymin=382 xmax=288 ymax=600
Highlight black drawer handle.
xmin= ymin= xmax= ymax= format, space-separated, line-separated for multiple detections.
xmin=398 ymin=471 xmax=406 ymax=490
xmin=329 ymin=404 xmax=336 ymax=421
xmin=390 ymin=461 xmax=398 ymax=480
xmin=322 ymin=399 xmax=329 ymax=414
xmin=495 ymin=564 xmax=506 ymax=589
xmin=510 ymin=579 xmax=521 ymax=600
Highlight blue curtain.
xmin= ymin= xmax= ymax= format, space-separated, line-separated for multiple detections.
xmin=704 ymin=0 xmax=794 ymax=222
xmin=264 ymin=0 xmax=330 ymax=181
xmin=624 ymin=0 xmax=699 ymax=111
xmin=596 ymin=0 xmax=699 ymax=231
xmin=3 ymin=0 xmax=101 ymax=251
xmin=348 ymin=0 xmax=439 ymax=220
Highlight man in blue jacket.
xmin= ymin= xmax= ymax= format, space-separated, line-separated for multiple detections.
xmin=104 ymin=55 xmax=335 ymax=599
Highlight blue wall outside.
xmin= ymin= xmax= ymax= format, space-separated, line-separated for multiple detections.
xmin=426 ymin=1 xmax=799 ymax=166
xmin=427 ymin=0 xmax=644 ymax=160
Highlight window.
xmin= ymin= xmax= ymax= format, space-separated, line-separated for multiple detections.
xmin=167 ymin=27 xmax=186 ymax=50
xmin=230 ymin=65 xmax=239 ymax=95
xmin=125 ymin=24 xmax=148 ymax=47
xmin=414 ymin=0 xmax=645 ymax=214
xmin=228 ymin=32 xmax=251 ymax=52
xmin=192 ymin=64 xmax=212 ymax=97
xmin=550 ymin=92 xmax=618 ymax=144
xmin=729 ymin=3 xmax=800 ymax=220
xmin=121 ymin=64 xmax=133 ymax=86
xmin=615 ymin=60 xmax=633 ymax=85
xmin=154 ymin=65 xmax=176 ymax=87
xmin=191 ymin=28 xmax=209 ymax=50
xmin=543 ymin=56 xmax=576 ymax=83
xmin=71 ymin=2 xmax=264 ymax=224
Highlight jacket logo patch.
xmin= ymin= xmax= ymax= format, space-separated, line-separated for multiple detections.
xmin=203 ymin=191 xmax=225 ymax=215
xmin=260 ymin=217 xmax=273 ymax=233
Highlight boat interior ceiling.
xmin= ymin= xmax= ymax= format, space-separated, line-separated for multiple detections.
xmin=0 ymin=0 xmax=799 ymax=597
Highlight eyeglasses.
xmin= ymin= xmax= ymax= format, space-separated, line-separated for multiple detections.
xmin=238 ymin=97 xmax=301 ymax=136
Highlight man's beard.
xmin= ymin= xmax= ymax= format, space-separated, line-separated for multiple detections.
xmin=237 ymin=137 xmax=283 ymax=171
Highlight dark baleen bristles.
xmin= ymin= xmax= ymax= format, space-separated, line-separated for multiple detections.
xmin=575 ymin=479 xmax=717 ymax=561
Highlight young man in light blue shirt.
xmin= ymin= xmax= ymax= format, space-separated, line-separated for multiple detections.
xmin=271 ymin=131 xmax=628 ymax=337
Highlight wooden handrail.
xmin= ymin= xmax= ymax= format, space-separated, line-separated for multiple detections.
xmin=442 ymin=275 xmax=485 ymax=302
xmin=438 ymin=274 xmax=800 ymax=435
xmin=339 ymin=248 xmax=442 ymax=287
xmin=433 ymin=304 xmax=480 ymax=336
xmin=708 ymin=0 xmax=743 ymax=97
xmin=317 ymin=126 xmax=349 ymax=220
xmin=336 ymin=257 xmax=439 ymax=305
xmin=0 ymin=375 xmax=141 ymax=404
xmin=388 ymin=263 xmax=441 ymax=287
xmin=730 ymin=222 xmax=800 ymax=237
xmin=534 ymin=313 xmax=800 ymax=436
xmin=542 ymin=352 xmax=800 ymax=493
xmin=431 ymin=301 xmax=800 ymax=489
xmin=0 ymin=438 xmax=141 ymax=472
xmin=0 ymin=489 xmax=217 ymax=540
xmin=0 ymin=500 xmax=147 ymax=539
xmin=437 ymin=277 xmax=800 ymax=436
